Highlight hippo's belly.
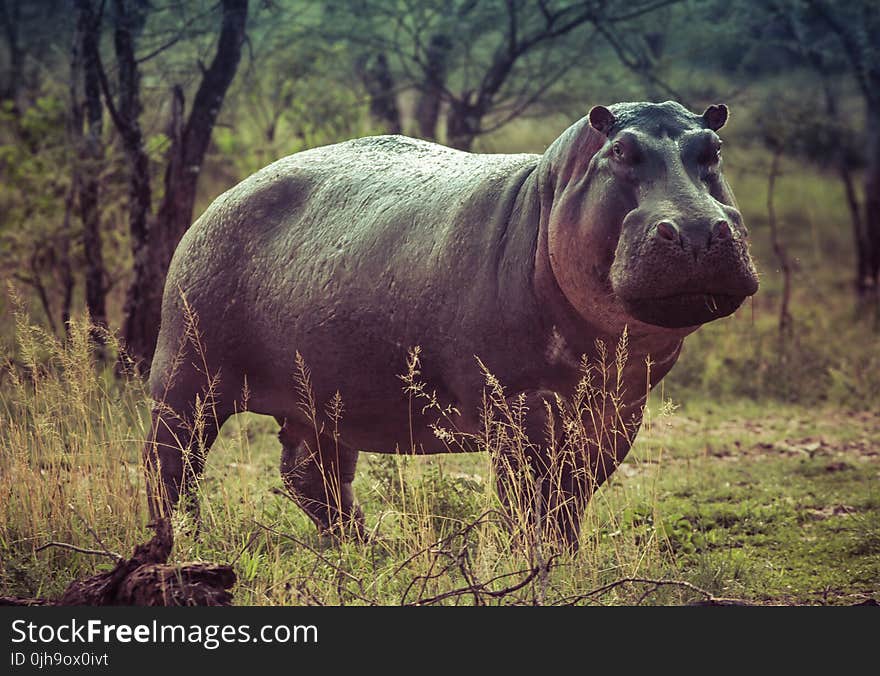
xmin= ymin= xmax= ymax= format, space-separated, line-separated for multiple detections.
xmin=230 ymin=298 xmax=484 ymax=453
xmin=153 ymin=135 xmax=541 ymax=453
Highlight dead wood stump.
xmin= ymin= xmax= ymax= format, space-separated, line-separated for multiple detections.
xmin=0 ymin=520 xmax=236 ymax=606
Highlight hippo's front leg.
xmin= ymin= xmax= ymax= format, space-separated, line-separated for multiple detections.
xmin=492 ymin=390 xmax=636 ymax=549
xmin=491 ymin=390 xmax=585 ymax=548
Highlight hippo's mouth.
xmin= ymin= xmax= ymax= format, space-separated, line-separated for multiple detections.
xmin=621 ymin=292 xmax=748 ymax=329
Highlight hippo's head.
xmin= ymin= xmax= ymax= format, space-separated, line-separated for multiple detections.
xmin=544 ymin=100 xmax=759 ymax=334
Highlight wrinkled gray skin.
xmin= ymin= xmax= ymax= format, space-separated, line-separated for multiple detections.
xmin=145 ymin=100 xmax=758 ymax=546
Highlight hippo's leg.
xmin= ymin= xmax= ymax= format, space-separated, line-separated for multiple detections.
xmin=278 ymin=421 xmax=364 ymax=537
xmin=143 ymin=403 xmax=230 ymax=523
xmin=492 ymin=391 xmax=592 ymax=549
xmin=531 ymin=445 xmax=591 ymax=548
xmin=494 ymin=449 xmax=590 ymax=548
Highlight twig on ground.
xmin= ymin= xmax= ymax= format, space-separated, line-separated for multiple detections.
xmin=552 ymin=577 xmax=752 ymax=606
xmin=253 ymin=520 xmax=364 ymax=586
xmin=67 ymin=503 xmax=122 ymax=562
xmin=391 ymin=509 xmax=509 ymax=577
xmin=405 ymin=556 xmax=560 ymax=606
xmin=35 ymin=541 xmax=122 ymax=560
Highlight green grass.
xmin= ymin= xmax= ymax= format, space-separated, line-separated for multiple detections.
xmin=1 ymin=313 xmax=877 ymax=606
xmin=624 ymin=400 xmax=880 ymax=603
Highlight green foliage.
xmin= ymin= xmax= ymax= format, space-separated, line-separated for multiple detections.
xmin=0 ymin=96 xmax=75 ymax=329
xmin=214 ymin=41 xmax=372 ymax=179
xmin=665 ymin=302 xmax=880 ymax=408
xmin=0 ymin=95 xmax=71 ymax=221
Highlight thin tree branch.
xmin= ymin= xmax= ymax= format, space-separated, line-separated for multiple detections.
xmin=606 ymin=0 xmax=682 ymax=22
xmin=35 ymin=541 xmax=122 ymax=560
xmin=592 ymin=19 xmax=685 ymax=103
xmin=552 ymin=577 xmax=751 ymax=606
xmin=68 ymin=502 xmax=121 ymax=562
xmin=254 ymin=520 xmax=363 ymax=586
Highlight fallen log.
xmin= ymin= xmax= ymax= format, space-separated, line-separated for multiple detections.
xmin=0 ymin=520 xmax=235 ymax=606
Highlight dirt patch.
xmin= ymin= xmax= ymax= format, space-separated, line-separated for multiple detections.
xmin=804 ymin=505 xmax=857 ymax=521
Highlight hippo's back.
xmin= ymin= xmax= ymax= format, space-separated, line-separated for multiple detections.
xmin=151 ymin=135 xmax=540 ymax=426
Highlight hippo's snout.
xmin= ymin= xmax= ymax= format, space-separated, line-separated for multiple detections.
xmin=650 ymin=218 xmax=735 ymax=256
xmin=610 ymin=208 xmax=759 ymax=329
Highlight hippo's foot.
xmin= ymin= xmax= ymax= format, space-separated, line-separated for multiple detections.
xmin=279 ymin=429 xmax=365 ymax=540
xmin=286 ymin=476 xmax=366 ymax=540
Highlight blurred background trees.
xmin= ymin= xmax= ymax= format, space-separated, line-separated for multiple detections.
xmin=1 ymin=0 xmax=878 ymax=386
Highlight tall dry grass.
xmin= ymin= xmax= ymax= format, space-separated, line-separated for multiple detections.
xmin=1 ymin=296 xmax=150 ymax=597
xmin=1 ymin=299 xmax=699 ymax=605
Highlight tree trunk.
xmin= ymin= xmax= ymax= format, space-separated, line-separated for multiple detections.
xmin=122 ymin=0 xmax=248 ymax=371
xmin=864 ymin=115 xmax=880 ymax=297
xmin=24 ymin=253 xmax=57 ymax=336
xmin=446 ymin=99 xmax=482 ymax=151
xmin=109 ymin=0 xmax=154 ymax=370
xmin=74 ymin=0 xmax=107 ymax=332
xmin=816 ymin=72 xmax=869 ymax=301
xmin=767 ymin=148 xmax=793 ymax=338
xmin=414 ymin=34 xmax=451 ymax=141
xmin=804 ymin=5 xmax=880 ymax=307
xmin=356 ymin=52 xmax=401 ymax=134
xmin=820 ymin=77 xmax=869 ymax=300
xmin=839 ymin=166 xmax=869 ymax=297
xmin=0 ymin=0 xmax=23 ymax=113
xmin=59 ymin=182 xmax=76 ymax=338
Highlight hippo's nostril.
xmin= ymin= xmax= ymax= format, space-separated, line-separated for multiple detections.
xmin=713 ymin=220 xmax=731 ymax=240
xmin=655 ymin=221 xmax=679 ymax=242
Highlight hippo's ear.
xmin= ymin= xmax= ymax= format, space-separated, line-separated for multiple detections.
xmin=702 ymin=104 xmax=728 ymax=131
xmin=588 ymin=105 xmax=616 ymax=137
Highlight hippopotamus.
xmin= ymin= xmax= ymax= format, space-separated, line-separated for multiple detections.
xmin=144 ymin=100 xmax=758 ymax=547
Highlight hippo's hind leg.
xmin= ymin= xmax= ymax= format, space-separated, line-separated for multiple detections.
xmin=278 ymin=420 xmax=364 ymax=538
xmin=144 ymin=399 xmax=230 ymax=523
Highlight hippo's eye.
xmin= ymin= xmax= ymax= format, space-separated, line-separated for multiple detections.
xmin=700 ymin=144 xmax=722 ymax=181
xmin=612 ymin=142 xmax=624 ymax=158
xmin=700 ymin=147 xmax=721 ymax=165
xmin=708 ymin=140 xmax=723 ymax=164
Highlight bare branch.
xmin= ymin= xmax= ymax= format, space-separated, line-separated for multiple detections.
xmin=806 ymin=0 xmax=874 ymax=102
xmin=92 ymin=27 xmax=129 ymax=138
xmin=553 ymin=577 xmax=751 ymax=606
xmin=35 ymin=541 xmax=122 ymax=560
xmin=68 ymin=502 xmax=121 ymax=562
xmin=606 ymin=0 xmax=682 ymax=23
xmin=592 ymin=19 xmax=685 ymax=103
